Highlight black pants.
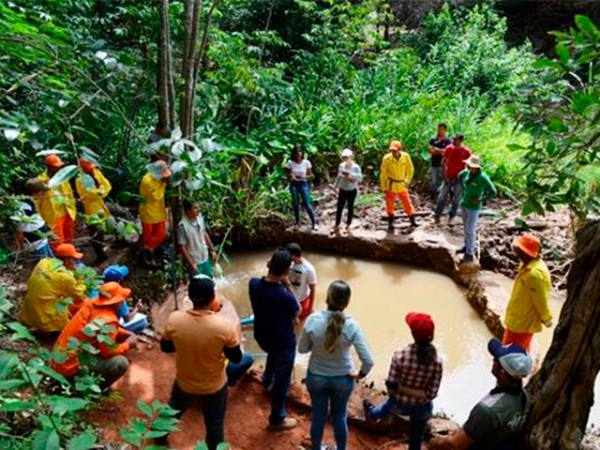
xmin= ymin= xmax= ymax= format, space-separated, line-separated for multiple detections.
xmin=335 ymin=189 xmax=357 ymax=226
xmin=88 ymin=224 xmax=106 ymax=262
xmin=168 ymin=382 xmax=228 ymax=449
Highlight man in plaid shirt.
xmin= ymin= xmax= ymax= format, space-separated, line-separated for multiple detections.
xmin=365 ymin=312 xmax=443 ymax=450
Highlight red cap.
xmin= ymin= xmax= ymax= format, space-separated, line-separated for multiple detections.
xmin=405 ymin=312 xmax=435 ymax=342
xmin=45 ymin=154 xmax=65 ymax=168
xmin=513 ymin=233 xmax=541 ymax=259
xmin=54 ymin=243 xmax=83 ymax=259
xmin=80 ymin=159 xmax=96 ymax=173
xmin=389 ymin=140 xmax=402 ymax=151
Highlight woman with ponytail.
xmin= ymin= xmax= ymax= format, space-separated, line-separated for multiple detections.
xmin=364 ymin=312 xmax=443 ymax=450
xmin=298 ymin=280 xmax=374 ymax=450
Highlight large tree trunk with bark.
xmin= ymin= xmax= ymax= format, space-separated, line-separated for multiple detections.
xmin=157 ymin=0 xmax=175 ymax=138
xmin=180 ymin=0 xmax=201 ymax=138
xmin=525 ymin=220 xmax=600 ymax=449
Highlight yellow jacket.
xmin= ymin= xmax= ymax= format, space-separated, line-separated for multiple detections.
xmin=37 ymin=172 xmax=77 ymax=221
xmin=139 ymin=172 xmax=167 ymax=224
xmin=75 ymin=168 xmax=111 ymax=219
xmin=505 ymin=258 xmax=553 ymax=333
xmin=19 ymin=258 xmax=87 ymax=332
xmin=380 ymin=152 xmax=414 ymax=193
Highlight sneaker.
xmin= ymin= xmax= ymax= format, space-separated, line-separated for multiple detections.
xmin=268 ymin=417 xmax=298 ymax=431
xmin=434 ymin=216 xmax=441 ymax=224
xmin=409 ymin=216 xmax=419 ymax=227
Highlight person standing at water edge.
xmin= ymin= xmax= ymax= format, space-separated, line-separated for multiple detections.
xmin=177 ymin=199 xmax=217 ymax=278
xmin=430 ymin=339 xmax=532 ymax=450
xmin=428 ymin=123 xmax=451 ymax=197
xmin=298 ymin=280 xmax=374 ymax=450
xmin=249 ymin=248 xmax=300 ymax=431
xmin=286 ymin=243 xmax=317 ymax=320
xmin=333 ymin=148 xmax=363 ymax=235
xmin=434 ymin=133 xmax=471 ymax=224
xmin=159 ymin=277 xmax=242 ymax=449
xmin=364 ymin=312 xmax=443 ymax=450
xmin=459 ymin=155 xmax=497 ymax=264
xmin=379 ymin=140 xmax=418 ymax=230
xmin=285 ymin=146 xmax=317 ymax=229
xmin=503 ymin=233 xmax=552 ymax=353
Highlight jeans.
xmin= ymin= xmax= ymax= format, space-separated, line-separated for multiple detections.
xmin=168 ymin=381 xmax=228 ymax=450
xmin=91 ymin=355 xmax=129 ymax=390
xmin=262 ymin=348 xmax=296 ymax=425
xmin=462 ymin=207 xmax=480 ymax=257
xmin=335 ymin=189 xmax=357 ymax=227
xmin=226 ymin=353 xmax=255 ymax=387
xmin=306 ymin=372 xmax=354 ymax=450
xmin=290 ymin=181 xmax=317 ymax=226
xmin=430 ymin=166 xmax=442 ymax=195
xmin=434 ymin=177 xmax=463 ymax=219
xmin=368 ymin=398 xmax=433 ymax=450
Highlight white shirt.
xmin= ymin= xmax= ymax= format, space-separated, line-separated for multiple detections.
xmin=286 ymin=159 xmax=312 ymax=181
xmin=177 ymin=214 xmax=209 ymax=264
xmin=288 ymin=259 xmax=317 ymax=301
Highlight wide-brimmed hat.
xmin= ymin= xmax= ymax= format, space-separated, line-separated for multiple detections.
xmin=389 ymin=140 xmax=402 ymax=151
xmin=54 ymin=244 xmax=83 ymax=259
xmin=93 ymin=282 xmax=131 ymax=306
xmin=405 ymin=312 xmax=435 ymax=342
xmin=341 ymin=148 xmax=353 ymax=158
xmin=465 ymin=155 xmax=482 ymax=169
xmin=488 ymin=338 xmax=532 ymax=379
xmin=45 ymin=154 xmax=65 ymax=168
xmin=513 ymin=233 xmax=541 ymax=259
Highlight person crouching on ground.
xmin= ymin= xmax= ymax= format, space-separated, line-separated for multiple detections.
xmin=364 ymin=312 xmax=443 ymax=450
xmin=102 ymin=265 xmax=149 ymax=334
xmin=249 ymin=248 xmax=300 ymax=431
xmin=299 ymin=280 xmax=374 ymax=450
xmin=503 ymin=233 xmax=552 ymax=353
xmin=430 ymin=339 xmax=532 ymax=450
xmin=379 ymin=140 xmax=418 ymax=230
xmin=332 ymin=148 xmax=363 ymax=235
xmin=51 ymin=282 xmax=138 ymax=392
xmin=177 ymin=199 xmax=217 ymax=279
xmin=286 ymin=243 xmax=317 ymax=321
xmin=159 ymin=277 xmax=242 ymax=449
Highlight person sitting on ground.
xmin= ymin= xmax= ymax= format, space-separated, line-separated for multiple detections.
xmin=159 ymin=277 xmax=242 ymax=449
xmin=177 ymin=199 xmax=217 ymax=278
xmin=428 ymin=123 xmax=452 ymax=197
xmin=102 ymin=265 xmax=149 ymax=334
xmin=430 ymin=339 xmax=532 ymax=450
xmin=14 ymin=178 xmax=54 ymax=259
xmin=51 ymin=282 xmax=138 ymax=392
xmin=249 ymin=248 xmax=300 ymax=431
xmin=286 ymin=243 xmax=317 ymax=321
xmin=299 ymin=280 xmax=374 ymax=450
xmin=459 ymin=155 xmax=497 ymax=264
xmin=19 ymin=243 xmax=87 ymax=334
xmin=285 ymin=146 xmax=318 ymax=230
xmin=37 ymin=154 xmax=77 ymax=249
xmin=434 ymin=133 xmax=472 ymax=225
xmin=139 ymin=160 xmax=171 ymax=267
xmin=364 ymin=312 xmax=443 ymax=450
xmin=379 ymin=140 xmax=419 ymax=230
xmin=503 ymin=233 xmax=552 ymax=353
xmin=332 ymin=148 xmax=363 ymax=235
xmin=75 ymin=158 xmax=112 ymax=265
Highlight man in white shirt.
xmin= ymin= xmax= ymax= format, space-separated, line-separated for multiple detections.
xmin=285 ymin=243 xmax=317 ymax=320
xmin=177 ymin=200 xmax=217 ymax=278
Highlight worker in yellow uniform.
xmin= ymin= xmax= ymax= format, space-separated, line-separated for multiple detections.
xmin=379 ymin=140 xmax=418 ymax=231
xmin=37 ymin=154 xmax=77 ymax=249
xmin=19 ymin=243 xmax=87 ymax=334
xmin=75 ymin=158 xmax=112 ymax=264
xmin=503 ymin=233 xmax=553 ymax=353
xmin=139 ymin=160 xmax=171 ymax=266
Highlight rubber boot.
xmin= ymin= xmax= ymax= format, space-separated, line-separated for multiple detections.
xmin=387 ymin=216 xmax=394 ymax=231
xmin=409 ymin=215 xmax=419 ymax=227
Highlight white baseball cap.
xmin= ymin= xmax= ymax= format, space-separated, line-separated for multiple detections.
xmin=341 ymin=148 xmax=353 ymax=158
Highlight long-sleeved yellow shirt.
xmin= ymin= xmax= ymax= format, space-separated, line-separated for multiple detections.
xmin=505 ymin=258 xmax=553 ymax=333
xmin=380 ymin=152 xmax=414 ymax=193
xmin=37 ymin=172 xmax=77 ymax=223
xmin=19 ymin=258 xmax=87 ymax=332
xmin=75 ymin=168 xmax=111 ymax=219
xmin=139 ymin=172 xmax=167 ymax=224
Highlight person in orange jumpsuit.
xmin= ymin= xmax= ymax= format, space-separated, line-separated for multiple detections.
xmin=51 ymin=282 xmax=138 ymax=391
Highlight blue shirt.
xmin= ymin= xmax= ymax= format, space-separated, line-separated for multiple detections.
xmin=249 ymin=277 xmax=300 ymax=353
xmin=298 ymin=311 xmax=374 ymax=377
xmin=335 ymin=162 xmax=363 ymax=192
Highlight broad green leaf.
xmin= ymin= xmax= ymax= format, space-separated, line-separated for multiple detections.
xmin=137 ymin=399 xmax=153 ymax=417
xmin=66 ymin=431 xmax=97 ymax=450
xmin=81 ymin=173 xmax=96 ymax=190
xmin=575 ymin=15 xmax=599 ymax=40
xmin=555 ymin=43 xmax=570 ymax=64
xmin=0 ymin=351 xmax=19 ymax=380
xmin=47 ymin=396 xmax=89 ymax=415
xmin=0 ymin=379 xmax=27 ymax=390
xmin=7 ymin=322 xmax=36 ymax=342
xmin=151 ymin=417 xmax=179 ymax=431
xmin=0 ymin=400 xmax=39 ymax=412
xmin=532 ymin=59 xmax=562 ymax=71
xmin=38 ymin=365 xmax=70 ymax=386
xmin=32 ymin=428 xmax=60 ymax=450
xmin=3 ymin=128 xmax=20 ymax=141
xmin=48 ymin=165 xmax=78 ymax=188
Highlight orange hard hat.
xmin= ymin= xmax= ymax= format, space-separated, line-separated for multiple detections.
xmin=54 ymin=243 xmax=83 ymax=259
xmin=389 ymin=140 xmax=402 ymax=151
xmin=45 ymin=154 xmax=65 ymax=168
xmin=513 ymin=233 xmax=541 ymax=259
xmin=80 ymin=159 xmax=96 ymax=172
xmin=93 ymin=282 xmax=132 ymax=306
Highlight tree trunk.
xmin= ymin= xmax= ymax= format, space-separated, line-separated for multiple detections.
xmin=180 ymin=0 xmax=202 ymax=138
xmin=157 ymin=0 xmax=175 ymax=138
xmin=525 ymin=220 xmax=600 ymax=449
xmin=193 ymin=0 xmax=222 ymax=82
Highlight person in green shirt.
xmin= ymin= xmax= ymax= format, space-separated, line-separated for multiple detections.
xmin=459 ymin=155 xmax=497 ymax=264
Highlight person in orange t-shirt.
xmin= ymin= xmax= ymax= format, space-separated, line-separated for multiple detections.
xmin=51 ymin=282 xmax=138 ymax=391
